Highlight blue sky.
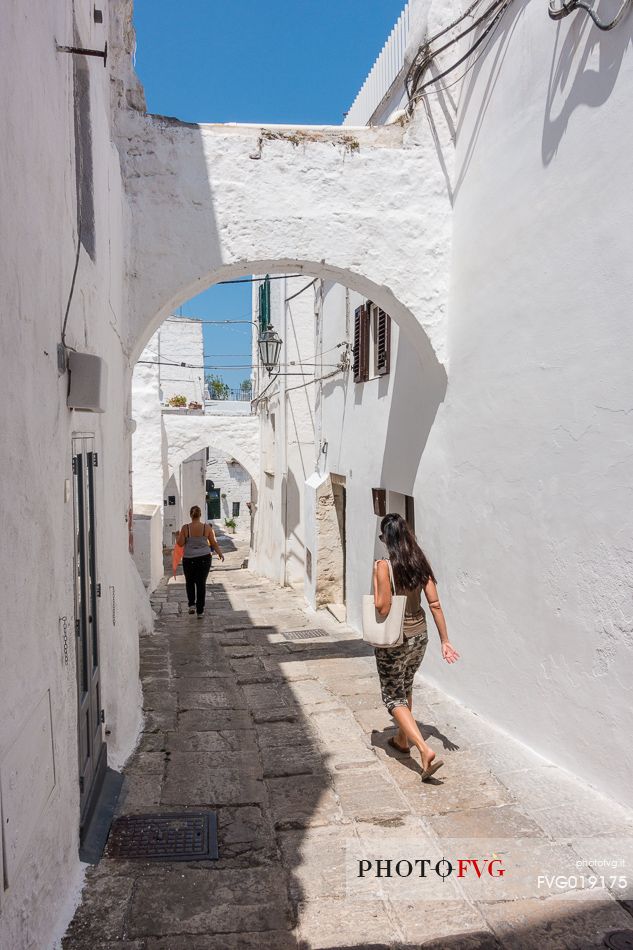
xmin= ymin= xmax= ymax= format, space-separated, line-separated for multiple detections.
xmin=133 ymin=0 xmax=404 ymax=387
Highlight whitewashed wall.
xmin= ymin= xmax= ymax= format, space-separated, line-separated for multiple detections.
xmin=132 ymin=503 xmax=164 ymax=591
xmin=132 ymin=333 xmax=167 ymax=510
xmin=330 ymin=0 xmax=633 ymax=810
xmin=179 ymin=451 xmax=207 ymax=536
xmin=251 ymin=276 xmax=318 ymax=586
xmin=163 ymin=412 xmax=260 ymax=484
xmin=132 ymin=320 xmax=209 ymax=551
xmin=132 ymin=319 xmax=205 ymax=507
xmin=413 ymin=0 xmax=633 ymax=810
xmin=245 ymin=0 xmax=633 ymax=813
xmin=156 ymin=317 xmax=205 ymax=405
xmin=316 ymin=281 xmax=441 ymax=622
xmin=0 ymin=3 xmax=147 ymax=948
xmin=206 ymin=449 xmax=252 ymax=520
xmin=162 ymin=473 xmax=180 ymax=548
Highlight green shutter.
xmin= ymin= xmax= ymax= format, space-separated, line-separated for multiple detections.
xmin=258 ymin=275 xmax=271 ymax=332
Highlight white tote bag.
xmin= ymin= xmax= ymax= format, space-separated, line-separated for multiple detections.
xmin=362 ymin=559 xmax=406 ymax=649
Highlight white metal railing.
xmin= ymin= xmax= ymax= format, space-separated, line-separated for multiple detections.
xmin=344 ymin=2 xmax=411 ymax=127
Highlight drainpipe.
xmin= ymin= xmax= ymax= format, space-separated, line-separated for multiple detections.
xmin=315 ymin=280 xmax=325 ymax=476
xmin=279 ymin=276 xmax=288 ymax=586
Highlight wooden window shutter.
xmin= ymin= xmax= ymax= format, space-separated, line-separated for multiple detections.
xmin=353 ymin=304 xmax=370 ymax=383
xmin=376 ymin=308 xmax=391 ymax=376
xmin=258 ymin=276 xmax=271 ymax=333
xmin=372 ymin=488 xmax=387 ymax=517
xmin=405 ymin=494 xmax=415 ymax=532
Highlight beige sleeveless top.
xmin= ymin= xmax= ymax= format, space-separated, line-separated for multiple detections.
xmin=386 ymin=559 xmax=428 ymax=637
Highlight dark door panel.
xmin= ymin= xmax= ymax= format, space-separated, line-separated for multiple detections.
xmin=72 ymin=437 xmax=105 ymax=833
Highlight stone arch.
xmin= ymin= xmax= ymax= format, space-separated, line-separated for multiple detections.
xmin=163 ymin=413 xmax=259 ymax=488
xmin=121 ymin=117 xmax=450 ymax=385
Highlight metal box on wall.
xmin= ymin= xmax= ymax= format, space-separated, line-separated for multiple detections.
xmin=67 ymin=352 xmax=108 ymax=413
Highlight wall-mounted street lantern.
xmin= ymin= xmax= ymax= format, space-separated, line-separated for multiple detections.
xmin=258 ymin=326 xmax=283 ymax=375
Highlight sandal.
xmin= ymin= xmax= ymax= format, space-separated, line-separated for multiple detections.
xmin=388 ymin=736 xmax=410 ymax=755
xmin=420 ymin=759 xmax=444 ymax=782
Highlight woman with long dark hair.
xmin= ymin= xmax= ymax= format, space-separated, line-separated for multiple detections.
xmin=373 ymin=513 xmax=459 ymax=780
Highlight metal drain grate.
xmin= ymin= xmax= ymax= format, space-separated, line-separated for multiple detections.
xmin=107 ymin=812 xmax=218 ymax=862
xmin=282 ymin=628 xmax=329 ymax=641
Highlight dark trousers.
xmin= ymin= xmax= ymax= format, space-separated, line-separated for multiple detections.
xmin=182 ymin=554 xmax=212 ymax=614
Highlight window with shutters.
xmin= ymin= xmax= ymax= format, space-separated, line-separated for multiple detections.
xmin=352 ymin=302 xmax=391 ymax=382
xmin=371 ymin=303 xmax=391 ymax=377
xmin=352 ymin=304 xmax=370 ymax=383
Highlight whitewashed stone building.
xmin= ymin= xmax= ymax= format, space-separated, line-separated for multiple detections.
xmin=249 ymin=0 xmax=633 ymax=819
xmin=131 ymin=317 xmax=256 ymax=574
xmin=131 ymin=318 xmax=207 ymax=584
xmin=206 ymin=449 xmax=252 ymax=528
xmin=1 ymin=4 xmax=150 ymax=947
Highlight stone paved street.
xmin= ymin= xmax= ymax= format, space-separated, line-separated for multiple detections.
xmin=63 ymin=538 xmax=633 ymax=949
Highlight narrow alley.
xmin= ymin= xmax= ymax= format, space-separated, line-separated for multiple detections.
xmin=62 ymin=534 xmax=633 ymax=949
xmin=4 ymin=1 xmax=633 ymax=947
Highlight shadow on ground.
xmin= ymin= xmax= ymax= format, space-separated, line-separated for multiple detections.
xmin=62 ymin=559 xmax=633 ymax=949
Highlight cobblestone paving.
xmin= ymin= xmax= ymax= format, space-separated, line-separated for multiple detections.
xmin=64 ymin=539 xmax=633 ymax=949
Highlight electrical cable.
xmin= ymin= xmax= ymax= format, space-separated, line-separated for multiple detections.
xmin=291 ymin=340 xmax=350 ymax=366
xmin=548 ymin=0 xmax=631 ymax=28
xmin=283 ymin=365 xmax=346 ymax=395
xmin=414 ymin=0 xmax=488 ymax=51
xmin=166 ymin=317 xmax=255 ymax=327
xmin=217 ymin=274 xmax=304 ymax=285
xmin=61 ymin=221 xmax=82 ymax=352
xmin=250 ymin=371 xmax=280 ymax=411
xmin=407 ymin=0 xmax=514 ymax=108
xmin=284 ymin=278 xmax=317 ymax=303
xmin=407 ymin=0 xmax=514 ymax=103
xmin=406 ymin=0 xmax=506 ymax=100
xmin=252 ymin=366 xmax=345 ymax=402
xmin=137 ymin=360 xmax=340 ymax=370
xmin=412 ymin=0 xmax=512 ymax=100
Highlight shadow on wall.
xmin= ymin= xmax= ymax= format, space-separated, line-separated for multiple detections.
xmin=376 ymin=324 xmax=446 ymax=563
xmin=451 ymin=0 xmax=527 ymax=202
xmin=543 ymin=6 xmax=633 ymax=163
xmin=160 ymin=412 xmax=169 ymax=491
xmin=285 ymin=466 xmax=302 ymax=541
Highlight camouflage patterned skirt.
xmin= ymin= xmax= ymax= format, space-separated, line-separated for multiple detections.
xmin=374 ymin=634 xmax=429 ymax=713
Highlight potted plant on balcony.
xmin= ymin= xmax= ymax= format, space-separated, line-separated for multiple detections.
xmin=167 ymin=394 xmax=187 ymax=408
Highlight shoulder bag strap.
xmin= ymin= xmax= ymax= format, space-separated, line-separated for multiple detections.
xmin=376 ymin=558 xmax=396 ymax=594
xmin=385 ymin=558 xmax=396 ymax=594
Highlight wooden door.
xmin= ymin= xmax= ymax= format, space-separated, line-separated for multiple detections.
xmin=72 ymin=436 xmax=106 ymax=837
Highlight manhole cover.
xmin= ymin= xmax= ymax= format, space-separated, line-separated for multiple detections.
xmin=282 ymin=628 xmax=329 ymax=641
xmin=107 ymin=812 xmax=218 ymax=862
xmin=604 ymin=932 xmax=633 ymax=950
